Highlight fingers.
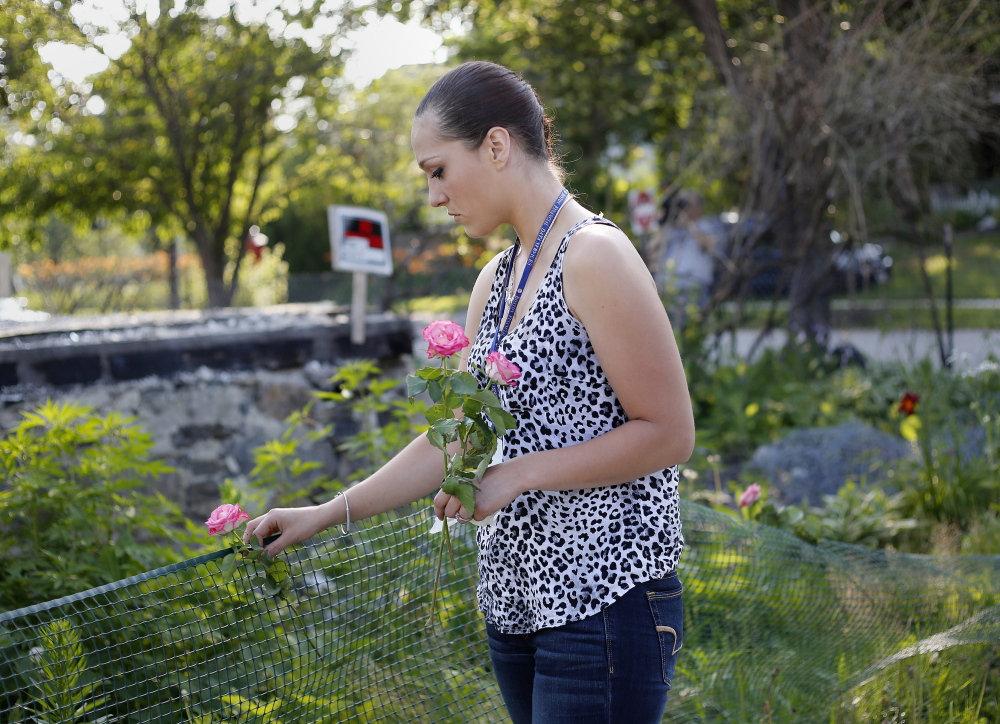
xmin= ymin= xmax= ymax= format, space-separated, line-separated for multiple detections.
xmin=263 ymin=533 xmax=290 ymax=558
xmin=433 ymin=489 xmax=449 ymax=520
xmin=243 ymin=515 xmax=275 ymax=545
xmin=243 ymin=515 xmax=291 ymax=556
xmin=433 ymin=490 xmax=471 ymax=523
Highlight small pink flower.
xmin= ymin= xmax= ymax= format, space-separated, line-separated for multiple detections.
xmin=206 ymin=503 xmax=250 ymax=536
xmin=738 ymin=483 xmax=761 ymax=509
xmin=485 ymin=351 xmax=522 ymax=386
xmin=422 ymin=320 xmax=470 ymax=359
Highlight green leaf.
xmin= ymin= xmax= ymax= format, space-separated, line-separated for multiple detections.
xmin=474 ymin=452 xmax=492 ymax=482
xmin=427 ymin=428 xmax=445 ymax=450
xmin=427 ymin=379 xmax=443 ymax=403
xmin=416 ymin=367 xmax=445 ymax=380
xmin=406 ymin=375 xmax=428 ymax=398
xmin=440 ymin=476 xmax=461 ymax=496
xmin=450 ymin=372 xmax=481 ymax=396
xmin=220 ymin=553 xmax=238 ymax=582
xmin=470 ymin=389 xmax=503 ymax=407
xmin=455 ymin=483 xmax=478 ymax=518
xmin=462 ymin=397 xmax=484 ymax=417
xmin=493 ymin=409 xmax=517 ymax=435
xmin=267 ymin=559 xmax=289 ymax=583
xmin=432 ymin=418 xmax=462 ymax=436
xmin=424 ymin=404 xmax=451 ymax=425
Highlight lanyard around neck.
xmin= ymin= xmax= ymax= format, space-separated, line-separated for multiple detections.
xmin=490 ymin=188 xmax=570 ymax=355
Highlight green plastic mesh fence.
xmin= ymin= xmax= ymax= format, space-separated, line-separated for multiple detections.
xmin=2 ymin=500 xmax=999 ymax=723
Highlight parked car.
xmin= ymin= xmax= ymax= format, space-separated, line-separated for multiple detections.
xmin=715 ymin=216 xmax=893 ymax=298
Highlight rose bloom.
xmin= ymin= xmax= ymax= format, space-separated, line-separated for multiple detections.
xmin=738 ymin=483 xmax=761 ymax=509
xmin=206 ymin=503 xmax=250 ymax=536
xmin=485 ymin=351 xmax=522 ymax=386
xmin=898 ymin=392 xmax=920 ymax=416
xmin=422 ymin=320 xmax=470 ymax=359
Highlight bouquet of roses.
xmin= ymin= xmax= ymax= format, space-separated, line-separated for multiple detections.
xmin=409 ymin=321 xmax=519 ymax=623
xmin=408 ymin=320 xmax=520 ymax=520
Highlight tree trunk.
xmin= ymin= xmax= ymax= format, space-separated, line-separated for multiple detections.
xmin=192 ymin=226 xmax=233 ymax=308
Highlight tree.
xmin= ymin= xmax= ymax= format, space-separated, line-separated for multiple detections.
xmin=674 ymin=0 xmax=997 ymax=338
xmin=267 ymin=64 xmax=489 ymax=308
xmin=1 ymin=0 xmax=360 ymax=307
xmin=391 ymin=0 xmax=998 ymax=339
xmin=386 ymin=0 xmax=704 ymax=212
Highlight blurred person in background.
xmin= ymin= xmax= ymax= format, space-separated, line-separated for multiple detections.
xmin=650 ymin=189 xmax=723 ymax=326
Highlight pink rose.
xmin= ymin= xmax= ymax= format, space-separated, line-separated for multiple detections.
xmin=738 ymin=483 xmax=761 ymax=509
xmin=206 ymin=503 xmax=250 ymax=536
xmin=485 ymin=351 xmax=522 ymax=386
xmin=422 ymin=320 xmax=470 ymax=359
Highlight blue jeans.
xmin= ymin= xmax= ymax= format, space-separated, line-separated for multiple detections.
xmin=486 ymin=573 xmax=683 ymax=724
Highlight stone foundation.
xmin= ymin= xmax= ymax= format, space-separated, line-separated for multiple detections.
xmin=0 ymin=305 xmax=415 ymax=521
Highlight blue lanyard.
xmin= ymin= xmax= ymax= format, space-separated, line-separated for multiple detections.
xmin=490 ymin=188 xmax=570 ymax=356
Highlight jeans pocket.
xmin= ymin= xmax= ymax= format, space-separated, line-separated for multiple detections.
xmin=646 ymin=575 xmax=684 ymax=687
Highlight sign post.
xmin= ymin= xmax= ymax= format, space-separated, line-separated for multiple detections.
xmin=327 ymin=206 xmax=394 ymax=345
xmin=0 ymin=253 xmax=10 ymax=299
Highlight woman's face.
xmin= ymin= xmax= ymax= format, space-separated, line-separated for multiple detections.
xmin=411 ymin=115 xmax=505 ymax=239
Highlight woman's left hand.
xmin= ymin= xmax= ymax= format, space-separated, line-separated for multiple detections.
xmin=433 ymin=461 xmax=525 ymax=522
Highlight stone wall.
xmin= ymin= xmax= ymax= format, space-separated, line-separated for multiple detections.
xmin=0 ymin=358 xmax=411 ymax=522
xmin=0 ymin=304 xmax=417 ymax=520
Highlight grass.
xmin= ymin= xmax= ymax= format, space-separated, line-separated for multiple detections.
xmin=863 ymin=230 xmax=1000 ymax=301
xmin=834 ymin=230 xmax=1000 ymax=330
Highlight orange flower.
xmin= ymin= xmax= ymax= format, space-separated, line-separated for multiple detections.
xmin=898 ymin=392 xmax=920 ymax=416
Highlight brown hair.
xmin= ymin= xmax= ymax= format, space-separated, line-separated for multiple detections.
xmin=415 ymin=61 xmax=559 ymax=168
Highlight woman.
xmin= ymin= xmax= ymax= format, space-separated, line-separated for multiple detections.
xmin=244 ymin=61 xmax=695 ymax=724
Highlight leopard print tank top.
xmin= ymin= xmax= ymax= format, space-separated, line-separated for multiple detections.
xmin=469 ymin=216 xmax=684 ymax=635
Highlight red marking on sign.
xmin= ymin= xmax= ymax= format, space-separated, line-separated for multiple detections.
xmin=345 ymin=219 xmax=384 ymax=249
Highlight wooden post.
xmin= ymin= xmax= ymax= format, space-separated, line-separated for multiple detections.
xmin=943 ymin=223 xmax=954 ymax=368
xmin=351 ymin=271 xmax=367 ymax=345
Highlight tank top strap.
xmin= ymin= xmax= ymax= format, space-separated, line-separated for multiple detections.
xmin=555 ymin=215 xmax=620 ymax=258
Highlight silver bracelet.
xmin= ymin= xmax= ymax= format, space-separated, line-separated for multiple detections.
xmin=340 ymin=491 xmax=351 ymax=536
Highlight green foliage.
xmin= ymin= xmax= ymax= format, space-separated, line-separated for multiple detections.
xmin=861 ymin=360 xmax=1000 ymax=531
xmin=269 ymin=65 xmax=449 ymax=274
xmin=0 ymin=400 xmax=201 ymax=611
xmin=687 ymin=339 xmax=850 ymax=460
xmin=20 ymin=618 xmax=106 ymax=724
xmin=314 ymin=360 xmax=428 ymax=488
xmin=808 ymin=483 xmax=918 ymax=548
xmin=2 ymin=0 xmax=359 ymax=306
xmin=406 ymin=359 xmax=513 ymax=516
xmin=246 ymin=361 xmax=427 ymax=507
xmin=839 ymin=644 xmax=1000 ymax=724
xmin=391 ymin=0 xmax=704 ymax=211
xmin=711 ymin=478 xmax=917 ymax=549
xmin=246 ymin=401 xmax=337 ymax=505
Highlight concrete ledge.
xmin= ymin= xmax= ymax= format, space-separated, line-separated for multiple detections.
xmin=0 ymin=303 xmax=413 ymax=387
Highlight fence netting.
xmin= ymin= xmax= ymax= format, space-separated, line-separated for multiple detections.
xmin=3 ymin=500 xmax=1000 ymax=723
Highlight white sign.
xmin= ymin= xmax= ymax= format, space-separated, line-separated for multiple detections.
xmin=327 ymin=205 xmax=393 ymax=276
xmin=628 ymin=188 xmax=658 ymax=234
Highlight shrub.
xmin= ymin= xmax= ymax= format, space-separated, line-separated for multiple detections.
xmin=0 ymin=400 xmax=203 ymax=611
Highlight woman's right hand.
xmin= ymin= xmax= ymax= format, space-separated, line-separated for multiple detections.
xmin=243 ymin=504 xmax=332 ymax=557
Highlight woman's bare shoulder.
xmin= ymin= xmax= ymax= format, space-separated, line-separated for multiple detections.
xmin=563 ymin=221 xmax=648 ymax=281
